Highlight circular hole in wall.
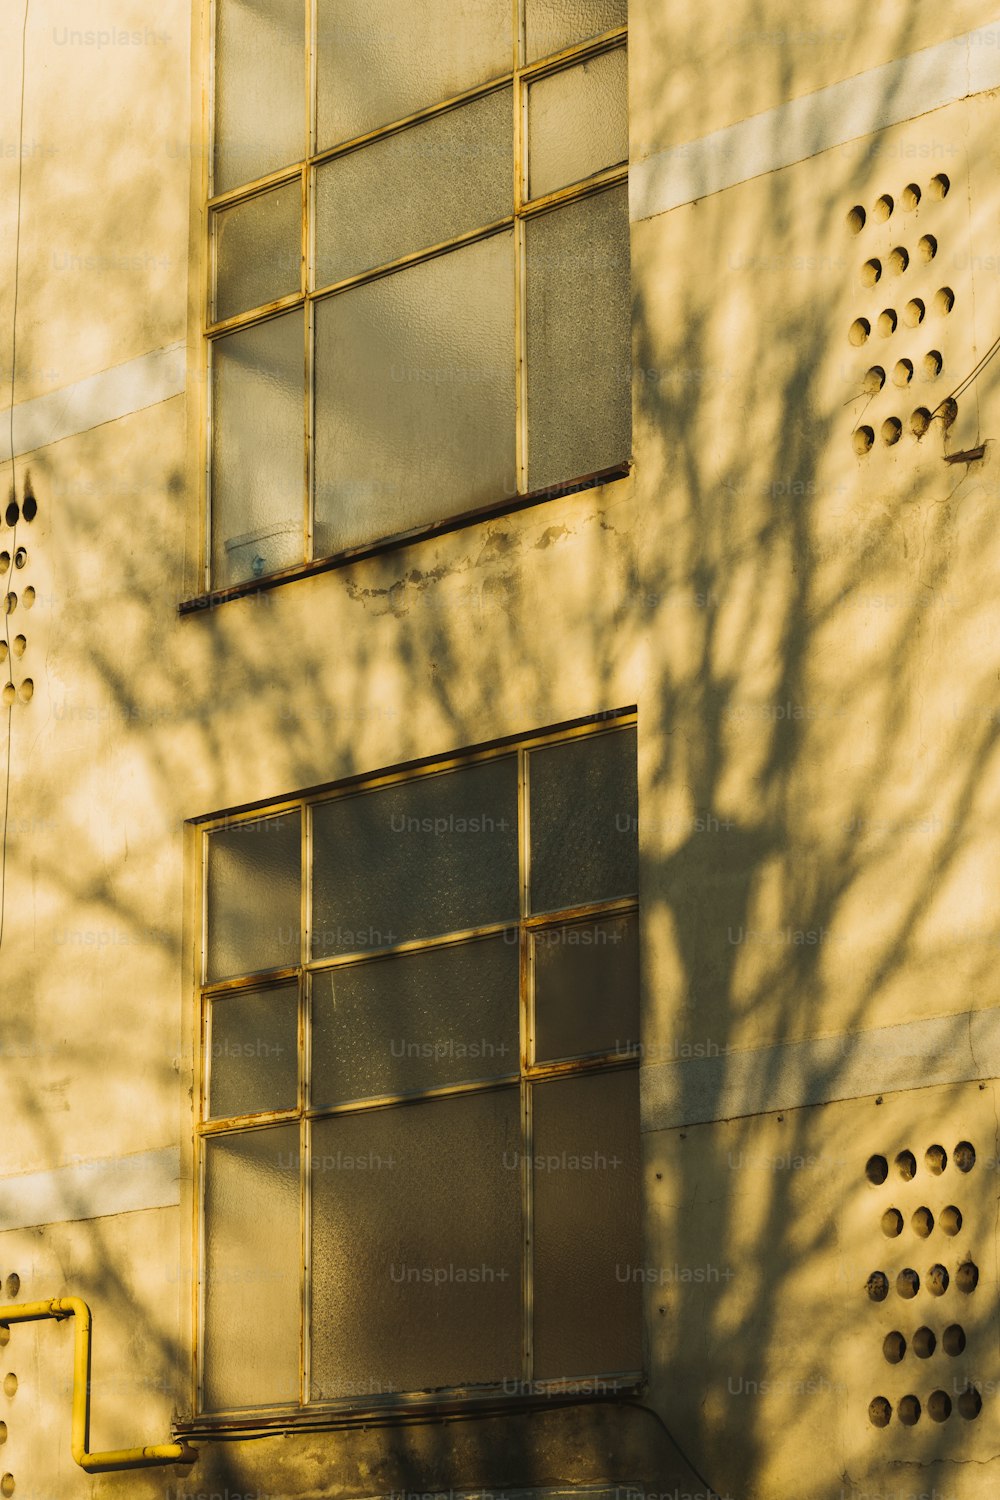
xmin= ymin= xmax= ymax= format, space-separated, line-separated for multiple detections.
xmin=927 ymin=1390 xmax=952 ymax=1423
xmin=940 ymin=1206 xmax=962 ymax=1236
xmin=957 ymin=1387 xmax=982 ymax=1421
xmin=922 ymin=350 xmax=943 ymax=379
xmin=11 ymin=638 xmax=24 ymax=660
xmin=896 ymin=1150 xmax=917 ymax=1180
xmin=954 ymin=1141 xmax=976 ymax=1172
xmin=850 ymin=317 xmax=871 ymax=345
xmin=4 ymin=503 xmax=17 ymax=528
xmin=864 ymin=366 xmax=886 ymax=393
xmin=943 ymin=1324 xmax=966 ymax=1356
xmin=882 ymin=417 xmax=902 ymax=446
xmin=898 ymin=1394 xmax=921 ymax=1426
xmin=912 ymin=1206 xmax=934 ymax=1237
xmin=867 ymin=1270 xmax=890 ymax=1302
xmin=934 ymin=287 xmax=955 ymax=316
xmin=869 ymin=1396 xmax=892 ymax=1427
xmin=881 ymin=1209 xmax=904 ymax=1238
xmin=1 ymin=1376 xmax=15 ymax=1399
xmin=874 ymin=194 xmax=894 ymax=221
xmin=929 ymin=173 xmax=950 ymax=200
xmin=21 ymin=588 xmax=34 ymax=610
xmin=902 ymin=183 xmax=922 ymax=210
xmin=918 ymin=235 xmax=938 ymax=262
xmin=1 ymin=685 xmax=14 ymax=708
xmin=893 ymin=359 xmax=913 ymax=386
xmin=925 ymin=1143 xmax=947 ymax=1175
xmin=17 ymin=681 xmax=33 ymax=705
xmin=939 ymin=397 xmax=958 ymax=429
xmin=3 ymin=1280 xmax=18 ymax=1303
xmin=0 ymin=1425 xmax=5 ymax=1445
xmin=0 ymin=644 xmax=6 ymax=664
xmin=848 ymin=205 xmax=867 ymax=234
xmin=13 ymin=549 xmax=25 ymax=570
xmin=3 ymin=595 xmax=15 ymax=616
xmin=853 ymin=426 xmax=875 ymax=456
xmin=912 ymin=1326 xmax=936 ymax=1358
xmin=927 ymin=1264 xmax=950 ymax=1296
xmin=956 ymin=1261 xmax=979 ymax=1294
xmin=883 ymin=1331 xmax=906 ymax=1363
xmin=21 ymin=494 xmax=36 ymax=523
xmin=888 ymin=247 xmax=909 ymax=276
xmin=896 ymin=1267 xmax=920 ymax=1299
xmin=866 ymin=1155 xmax=889 ymax=1184
xmin=904 ymin=298 xmax=925 ymax=327
xmin=0 ymin=554 xmax=8 ymax=571
xmin=878 ymin=309 xmax=898 ymax=337
xmin=910 ymin=407 xmax=932 ymax=438
xmin=1 ymin=1474 xmax=14 ymax=1497
xmin=862 ymin=259 xmax=882 ymax=286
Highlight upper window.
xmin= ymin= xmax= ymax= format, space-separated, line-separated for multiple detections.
xmin=195 ymin=719 xmax=641 ymax=1419
xmin=207 ymin=1 xmax=630 ymax=588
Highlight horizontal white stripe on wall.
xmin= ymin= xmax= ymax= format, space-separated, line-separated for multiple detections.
xmin=631 ymin=21 xmax=1000 ymax=221
xmin=0 ymin=342 xmax=186 ymax=460
xmin=641 ymin=1007 xmax=1000 ymax=1130
xmin=0 ymin=1146 xmax=181 ymax=1230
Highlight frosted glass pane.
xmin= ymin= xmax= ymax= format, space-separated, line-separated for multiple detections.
xmin=526 ymin=186 xmax=631 ymax=489
xmin=214 ymin=181 xmax=301 ymax=323
xmin=532 ymin=1069 xmax=641 ymax=1378
xmin=533 ymin=912 xmax=638 ymax=1062
xmin=315 ymin=91 xmax=513 ymax=287
xmin=528 ymin=729 xmax=637 ymax=912
xmin=211 ymin=311 xmax=305 ymax=586
xmin=317 ymin=0 xmax=512 ymax=148
xmin=312 ymin=759 xmax=518 ymax=956
xmin=528 ymin=49 xmax=627 ymax=200
xmin=312 ymin=937 xmax=518 ymax=1106
xmin=314 ymin=234 xmax=516 ymax=555
xmin=208 ymin=983 xmax=299 ymax=1120
xmin=215 ymin=0 xmax=305 ymax=194
xmin=527 ymin=0 xmax=627 ymax=61
xmin=202 ymin=1125 xmax=300 ymax=1409
xmin=310 ymin=1091 xmax=521 ymax=1396
xmin=206 ymin=812 xmax=301 ymax=982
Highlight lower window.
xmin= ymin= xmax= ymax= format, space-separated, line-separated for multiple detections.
xmin=196 ymin=718 xmax=642 ymax=1416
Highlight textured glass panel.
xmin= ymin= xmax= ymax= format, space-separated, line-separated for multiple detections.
xmin=528 ymin=49 xmax=627 ymax=199
xmin=206 ymin=813 xmax=301 ymax=982
xmin=315 ymin=91 xmax=513 ymax=287
xmin=211 ymin=311 xmax=305 ymax=585
xmin=208 ymin=983 xmax=299 ymax=1120
xmin=215 ymin=0 xmax=305 ymax=194
xmin=532 ymin=1069 xmax=642 ymax=1378
xmin=214 ymin=181 xmax=301 ymax=323
xmin=529 ymin=729 xmax=637 ymax=912
xmin=527 ymin=0 xmax=627 ymax=61
xmin=525 ymin=186 xmax=631 ymax=489
xmin=533 ymin=912 xmax=638 ymax=1062
xmin=314 ymin=234 xmax=516 ymax=555
xmin=317 ymin=0 xmax=512 ymax=148
xmin=202 ymin=1125 xmax=300 ymax=1409
xmin=312 ymin=759 xmax=518 ymax=956
xmin=312 ymin=937 xmax=518 ymax=1105
xmin=310 ymin=1091 xmax=521 ymax=1396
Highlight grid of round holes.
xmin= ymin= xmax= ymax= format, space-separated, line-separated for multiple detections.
xmin=865 ymin=1142 xmax=982 ymax=1428
xmin=848 ymin=176 xmax=954 ymax=455
xmin=0 ymin=1272 xmax=17 ymax=1497
xmin=1 ymin=481 xmax=37 ymax=708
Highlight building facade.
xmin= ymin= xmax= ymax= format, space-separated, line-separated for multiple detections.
xmin=2 ymin=3 xmax=1000 ymax=1498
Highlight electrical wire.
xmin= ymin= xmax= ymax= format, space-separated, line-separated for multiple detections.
xmin=0 ymin=0 xmax=31 ymax=952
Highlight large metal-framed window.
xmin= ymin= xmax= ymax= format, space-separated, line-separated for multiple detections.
xmin=204 ymin=1 xmax=630 ymax=593
xmin=188 ymin=716 xmax=641 ymax=1429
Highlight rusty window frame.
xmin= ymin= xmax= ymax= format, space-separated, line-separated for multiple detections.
xmin=187 ymin=714 xmax=641 ymax=1432
xmin=201 ymin=0 xmax=630 ymax=595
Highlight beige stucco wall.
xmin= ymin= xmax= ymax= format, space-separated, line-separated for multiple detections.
xmin=2 ymin=2 xmax=1000 ymax=1497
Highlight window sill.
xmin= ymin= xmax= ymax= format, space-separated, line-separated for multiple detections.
xmin=173 ymin=1372 xmax=644 ymax=1439
xmin=178 ymin=462 xmax=631 ymax=615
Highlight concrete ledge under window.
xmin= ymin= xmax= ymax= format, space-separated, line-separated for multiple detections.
xmin=178 ymin=462 xmax=632 ymax=615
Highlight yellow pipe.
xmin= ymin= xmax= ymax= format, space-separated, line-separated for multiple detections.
xmin=0 ymin=1297 xmax=197 ymax=1473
